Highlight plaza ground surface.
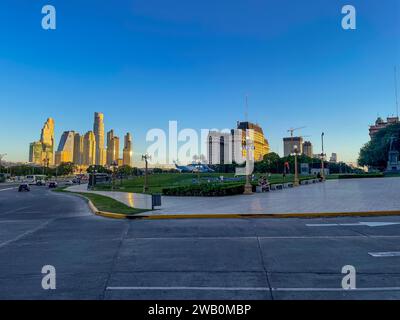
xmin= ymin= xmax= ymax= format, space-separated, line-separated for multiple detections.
xmin=69 ymin=177 xmax=400 ymax=215
xmin=0 ymin=182 xmax=400 ymax=300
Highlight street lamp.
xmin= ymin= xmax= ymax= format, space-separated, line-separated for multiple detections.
xmin=320 ymin=132 xmax=326 ymax=181
xmin=243 ymin=134 xmax=254 ymax=195
xmin=111 ymin=161 xmax=118 ymax=190
xmin=292 ymin=145 xmax=300 ymax=187
xmin=0 ymin=153 xmax=6 ymax=174
xmin=142 ymin=154 xmax=151 ymax=193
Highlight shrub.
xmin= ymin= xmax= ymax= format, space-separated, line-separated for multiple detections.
xmin=162 ymin=183 xmax=245 ymax=197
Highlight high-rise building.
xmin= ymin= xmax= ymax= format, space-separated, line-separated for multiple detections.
xmin=237 ymin=122 xmax=269 ymax=162
xmin=73 ymin=133 xmax=84 ymax=165
xmin=28 ymin=118 xmax=55 ymax=165
xmin=283 ymin=137 xmax=303 ymax=157
xmin=207 ymin=131 xmax=232 ymax=165
xmin=55 ymin=131 xmax=75 ymax=165
xmin=106 ymin=130 xmax=120 ymax=165
xmin=93 ymin=112 xmax=106 ymax=166
xmin=330 ymin=153 xmax=338 ymax=163
xmin=302 ymin=141 xmax=313 ymax=158
xmin=29 ymin=141 xmax=44 ymax=165
xmin=83 ymin=131 xmax=96 ymax=166
xmin=123 ymin=133 xmax=133 ymax=166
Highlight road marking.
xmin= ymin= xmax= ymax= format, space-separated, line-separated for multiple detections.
xmin=106 ymin=286 xmax=400 ymax=292
xmin=107 ymin=286 xmax=270 ymax=291
xmin=0 ymin=187 xmax=17 ymax=192
xmin=0 ymin=206 xmax=33 ymax=216
xmin=0 ymin=219 xmax=54 ymax=249
xmin=368 ymin=251 xmax=400 ymax=257
xmin=306 ymin=222 xmax=400 ymax=228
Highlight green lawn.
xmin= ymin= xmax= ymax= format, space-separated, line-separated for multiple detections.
xmin=94 ymin=173 xmax=318 ymax=194
xmin=53 ymin=189 xmax=149 ymax=215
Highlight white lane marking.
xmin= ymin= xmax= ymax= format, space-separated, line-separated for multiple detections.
xmin=0 ymin=219 xmax=54 ymax=249
xmin=107 ymin=286 xmax=269 ymax=291
xmin=368 ymin=252 xmax=400 ymax=257
xmin=0 ymin=206 xmax=33 ymax=216
xmin=0 ymin=187 xmax=17 ymax=192
xmin=106 ymin=286 xmax=400 ymax=292
xmin=306 ymin=222 xmax=400 ymax=228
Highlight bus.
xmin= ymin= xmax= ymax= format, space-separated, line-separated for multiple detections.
xmin=25 ymin=175 xmax=47 ymax=185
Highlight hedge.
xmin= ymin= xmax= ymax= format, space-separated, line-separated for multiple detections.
xmin=338 ymin=173 xmax=384 ymax=179
xmin=162 ymin=183 xmax=246 ymax=197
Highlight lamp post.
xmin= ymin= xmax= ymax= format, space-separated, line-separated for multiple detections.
xmin=0 ymin=153 xmax=6 ymax=174
xmin=243 ymin=134 xmax=254 ymax=195
xmin=320 ymin=132 xmax=326 ymax=181
xmin=142 ymin=154 xmax=151 ymax=193
xmin=293 ymin=145 xmax=300 ymax=186
xmin=111 ymin=161 xmax=118 ymax=190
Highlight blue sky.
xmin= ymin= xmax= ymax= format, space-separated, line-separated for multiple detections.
xmin=0 ymin=0 xmax=399 ymax=164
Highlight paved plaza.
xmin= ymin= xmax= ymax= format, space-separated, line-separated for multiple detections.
xmin=68 ymin=177 xmax=400 ymax=215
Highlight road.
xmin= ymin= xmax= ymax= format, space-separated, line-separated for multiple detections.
xmin=0 ymin=185 xmax=400 ymax=300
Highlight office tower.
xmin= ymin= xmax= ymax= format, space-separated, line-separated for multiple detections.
xmin=207 ymin=131 xmax=232 ymax=165
xmin=93 ymin=112 xmax=106 ymax=165
xmin=29 ymin=141 xmax=44 ymax=164
xmin=107 ymin=130 xmax=120 ymax=165
xmin=73 ymin=133 xmax=84 ymax=165
xmin=83 ymin=131 xmax=96 ymax=166
xmin=236 ymin=121 xmax=270 ymax=162
xmin=302 ymin=141 xmax=313 ymax=158
xmin=330 ymin=153 xmax=338 ymax=163
xmin=28 ymin=118 xmax=55 ymax=165
xmin=55 ymin=131 xmax=75 ymax=165
xmin=283 ymin=137 xmax=304 ymax=157
xmin=123 ymin=133 xmax=133 ymax=166
xmin=40 ymin=117 xmax=55 ymax=165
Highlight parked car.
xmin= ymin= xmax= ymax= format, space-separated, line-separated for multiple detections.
xmin=18 ymin=183 xmax=30 ymax=192
xmin=65 ymin=180 xmax=74 ymax=186
xmin=48 ymin=181 xmax=58 ymax=188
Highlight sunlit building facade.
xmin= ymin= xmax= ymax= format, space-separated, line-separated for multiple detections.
xmin=94 ymin=112 xmax=106 ymax=166
xmin=83 ymin=131 xmax=96 ymax=166
xmin=28 ymin=118 xmax=55 ymax=166
xmin=123 ymin=133 xmax=133 ymax=166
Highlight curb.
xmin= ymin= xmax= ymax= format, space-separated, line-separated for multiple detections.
xmin=135 ymin=210 xmax=400 ymax=220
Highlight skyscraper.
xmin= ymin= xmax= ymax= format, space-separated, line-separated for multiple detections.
xmin=106 ymin=130 xmax=120 ymax=165
xmin=302 ymin=141 xmax=313 ymax=158
xmin=55 ymin=131 xmax=75 ymax=165
xmin=83 ymin=131 xmax=96 ymax=166
xmin=123 ymin=133 xmax=133 ymax=166
xmin=28 ymin=118 xmax=55 ymax=165
xmin=73 ymin=133 xmax=84 ymax=165
xmin=93 ymin=112 xmax=106 ymax=166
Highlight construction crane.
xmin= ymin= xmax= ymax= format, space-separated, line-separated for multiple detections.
xmin=287 ymin=126 xmax=306 ymax=137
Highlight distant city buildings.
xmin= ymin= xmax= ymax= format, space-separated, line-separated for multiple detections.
xmin=302 ymin=141 xmax=313 ymax=158
xmin=55 ymin=131 xmax=75 ymax=165
xmin=123 ymin=133 xmax=133 ymax=166
xmin=207 ymin=121 xmax=270 ymax=165
xmin=29 ymin=113 xmax=134 ymax=169
xmin=369 ymin=116 xmax=399 ymax=138
xmin=329 ymin=153 xmax=338 ymax=163
xmin=29 ymin=118 xmax=55 ymax=166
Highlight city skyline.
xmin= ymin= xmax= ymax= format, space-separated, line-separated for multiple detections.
xmin=1 ymin=0 xmax=399 ymax=164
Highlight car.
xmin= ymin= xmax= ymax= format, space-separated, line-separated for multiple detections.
xmin=36 ymin=179 xmax=46 ymax=186
xmin=65 ymin=180 xmax=74 ymax=185
xmin=48 ymin=181 xmax=58 ymax=188
xmin=18 ymin=183 xmax=30 ymax=192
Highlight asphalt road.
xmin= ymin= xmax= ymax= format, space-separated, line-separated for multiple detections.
xmin=0 ymin=185 xmax=400 ymax=300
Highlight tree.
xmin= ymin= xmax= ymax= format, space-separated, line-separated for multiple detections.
xmin=56 ymin=162 xmax=76 ymax=176
xmin=358 ymin=123 xmax=400 ymax=170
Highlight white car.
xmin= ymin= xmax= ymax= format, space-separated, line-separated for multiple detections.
xmin=65 ymin=180 xmax=74 ymax=185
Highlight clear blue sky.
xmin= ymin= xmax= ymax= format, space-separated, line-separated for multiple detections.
xmin=0 ymin=0 xmax=399 ymax=164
